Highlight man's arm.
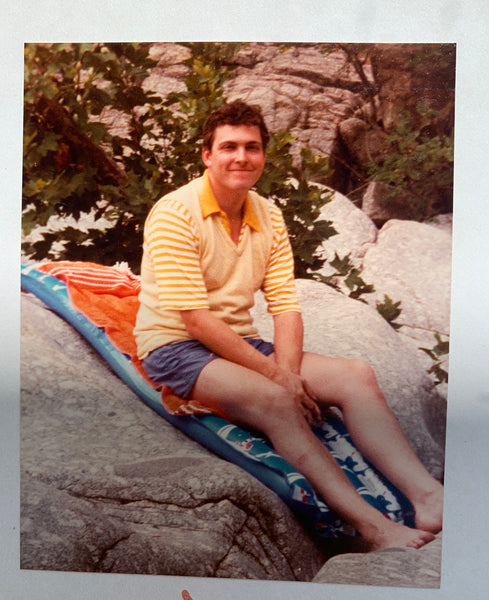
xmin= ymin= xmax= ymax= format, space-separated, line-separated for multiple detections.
xmin=181 ymin=308 xmax=320 ymax=422
xmin=181 ymin=308 xmax=282 ymax=381
xmin=272 ymin=310 xmax=304 ymax=375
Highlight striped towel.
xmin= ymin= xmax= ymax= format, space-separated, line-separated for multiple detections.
xmin=36 ymin=261 xmax=216 ymax=417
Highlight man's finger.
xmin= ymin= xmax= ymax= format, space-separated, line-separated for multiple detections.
xmin=301 ymin=396 xmax=320 ymax=422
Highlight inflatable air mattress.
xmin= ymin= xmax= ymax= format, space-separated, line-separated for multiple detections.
xmin=21 ymin=262 xmax=414 ymax=538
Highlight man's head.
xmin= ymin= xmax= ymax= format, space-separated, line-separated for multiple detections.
xmin=202 ymin=100 xmax=270 ymax=152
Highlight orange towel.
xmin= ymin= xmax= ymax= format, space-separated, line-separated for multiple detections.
xmin=37 ymin=261 xmax=216 ymax=416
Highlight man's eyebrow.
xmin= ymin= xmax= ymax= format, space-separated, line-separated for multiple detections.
xmin=217 ymin=139 xmax=262 ymax=146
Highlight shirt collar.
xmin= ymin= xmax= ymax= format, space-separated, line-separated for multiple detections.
xmin=199 ymin=170 xmax=261 ymax=232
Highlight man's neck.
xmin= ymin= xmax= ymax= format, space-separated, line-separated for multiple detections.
xmin=207 ymin=174 xmax=248 ymax=220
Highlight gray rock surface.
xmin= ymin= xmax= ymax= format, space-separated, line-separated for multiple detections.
xmin=20 ymin=293 xmax=326 ymax=579
xmin=314 ymin=190 xmax=451 ymax=397
xmin=21 ymin=281 xmax=445 ymax=585
xmin=316 ymin=187 xmax=379 ymax=281
xmin=224 ymin=45 xmax=363 ymax=159
xmin=361 ymin=219 xmax=452 ymax=337
xmin=361 ymin=218 xmax=452 ymax=397
xmin=361 ymin=181 xmax=419 ymax=224
xmin=313 ymin=534 xmax=442 ymax=588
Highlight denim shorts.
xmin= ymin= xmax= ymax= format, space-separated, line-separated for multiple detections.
xmin=142 ymin=338 xmax=275 ymax=400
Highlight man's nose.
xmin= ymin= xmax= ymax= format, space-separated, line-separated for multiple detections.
xmin=235 ymin=146 xmax=247 ymax=162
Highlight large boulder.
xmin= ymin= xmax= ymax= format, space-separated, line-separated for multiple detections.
xmin=225 ymin=45 xmax=364 ymax=141
xmin=21 ymin=277 xmax=445 ymax=583
xmin=313 ymin=534 xmax=442 ymax=588
xmin=20 ymin=293 xmax=326 ymax=579
xmin=316 ymin=187 xmax=378 ymax=279
xmin=361 ymin=218 xmax=452 ymax=337
xmin=314 ymin=191 xmax=451 ymax=398
xmin=361 ymin=218 xmax=452 ymax=398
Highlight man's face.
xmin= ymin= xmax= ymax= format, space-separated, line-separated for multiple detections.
xmin=202 ymin=125 xmax=266 ymax=195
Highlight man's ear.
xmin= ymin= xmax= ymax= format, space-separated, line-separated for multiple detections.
xmin=202 ymin=147 xmax=211 ymax=167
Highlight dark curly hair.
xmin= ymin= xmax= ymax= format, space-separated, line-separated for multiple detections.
xmin=202 ymin=100 xmax=270 ymax=151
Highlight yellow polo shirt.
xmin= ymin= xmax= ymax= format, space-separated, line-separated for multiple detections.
xmin=134 ymin=171 xmax=300 ymax=359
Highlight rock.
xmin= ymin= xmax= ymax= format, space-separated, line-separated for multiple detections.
xmin=252 ymin=279 xmax=446 ymax=478
xmin=316 ymin=187 xmax=378 ymax=281
xmin=359 ymin=219 xmax=452 ymax=399
xmin=226 ymin=44 xmax=365 ymax=133
xmin=338 ymin=118 xmax=388 ymax=166
xmin=144 ymin=43 xmax=190 ymax=98
xmin=428 ymin=213 xmax=453 ymax=234
xmin=313 ymin=193 xmax=451 ymax=396
xmin=361 ymin=219 xmax=452 ymax=338
xmin=21 ymin=281 xmax=445 ymax=584
xmin=361 ymin=181 xmax=419 ymax=225
xmin=21 ymin=277 xmax=445 ymax=584
xmin=313 ymin=534 xmax=442 ymax=588
xmin=20 ymin=292 xmax=326 ymax=579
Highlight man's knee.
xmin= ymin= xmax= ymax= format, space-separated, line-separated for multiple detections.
xmin=249 ymin=386 xmax=300 ymax=425
xmin=349 ymin=358 xmax=378 ymax=383
xmin=345 ymin=358 xmax=385 ymax=400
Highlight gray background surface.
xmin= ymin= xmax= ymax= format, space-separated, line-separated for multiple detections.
xmin=3 ymin=1 xmax=489 ymax=599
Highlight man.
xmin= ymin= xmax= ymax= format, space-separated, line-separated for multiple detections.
xmin=134 ymin=100 xmax=443 ymax=551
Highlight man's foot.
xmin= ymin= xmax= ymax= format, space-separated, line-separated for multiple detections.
xmin=362 ymin=518 xmax=436 ymax=552
xmin=412 ymin=483 xmax=444 ymax=533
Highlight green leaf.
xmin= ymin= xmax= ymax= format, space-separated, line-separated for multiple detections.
xmin=37 ymin=132 xmax=61 ymax=157
xmin=376 ymin=294 xmax=402 ymax=329
xmin=329 ymin=253 xmax=353 ymax=276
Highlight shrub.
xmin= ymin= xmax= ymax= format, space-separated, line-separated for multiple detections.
xmin=367 ymin=103 xmax=454 ymax=220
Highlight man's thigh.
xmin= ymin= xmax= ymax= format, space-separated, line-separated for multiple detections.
xmin=190 ymin=358 xmax=283 ymax=429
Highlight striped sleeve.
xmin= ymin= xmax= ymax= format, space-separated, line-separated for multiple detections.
xmin=145 ymin=198 xmax=209 ymax=310
xmin=261 ymin=204 xmax=301 ymax=314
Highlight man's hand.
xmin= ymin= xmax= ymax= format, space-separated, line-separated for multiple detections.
xmin=270 ymin=312 xmax=320 ymax=423
xmin=181 ymin=308 xmax=320 ymax=424
xmin=271 ymin=368 xmax=321 ymax=425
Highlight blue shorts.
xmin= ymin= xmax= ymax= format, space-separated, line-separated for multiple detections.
xmin=142 ymin=338 xmax=275 ymax=400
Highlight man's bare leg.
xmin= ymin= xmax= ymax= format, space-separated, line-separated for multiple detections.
xmin=300 ymin=353 xmax=444 ymax=534
xmin=191 ymin=358 xmax=437 ymax=550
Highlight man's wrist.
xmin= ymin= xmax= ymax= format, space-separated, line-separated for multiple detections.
xmin=273 ymin=352 xmax=302 ymax=376
xmin=262 ymin=356 xmax=287 ymax=382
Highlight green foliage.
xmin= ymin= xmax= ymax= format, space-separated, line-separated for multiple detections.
xmin=420 ymin=333 xmax=449 ymax=385
xmin=23 ymin=41 xmax=338 ymax=277
xmin=409 ymin=43 xmax=456 ymax=77
xmin=320 ymin=253 xmax=375 ymax=300
xmin=23 ymin=42 xmax=243 ymax=271
xmin=367 ymin=103 xmax=454 ymax=219
xmin=256 ymin=134 xmax=336 ymax=278
xmin=23 ymin=42 xmax=170 ymax=270
xmin=376 ymin=294 xmax=403 ymax=330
